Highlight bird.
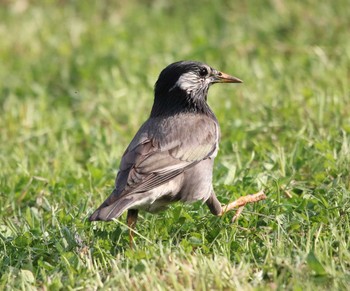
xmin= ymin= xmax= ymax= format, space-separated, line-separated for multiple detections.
xmin=89 ymin=60 xmax=266 ymax=245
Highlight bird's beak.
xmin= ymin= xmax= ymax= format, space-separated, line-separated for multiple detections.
xmin=212 ymin=71 xmax=243 ymax=84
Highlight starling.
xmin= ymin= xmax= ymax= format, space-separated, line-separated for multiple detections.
xmin=89 ymin=61 xmax=266 ymax=244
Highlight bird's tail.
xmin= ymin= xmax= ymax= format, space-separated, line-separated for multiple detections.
xmin=89 ymin=189 xmax=134 ymax=221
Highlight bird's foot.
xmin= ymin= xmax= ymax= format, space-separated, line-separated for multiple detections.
xmin=220 ymin=190 xmax=266 ymax=222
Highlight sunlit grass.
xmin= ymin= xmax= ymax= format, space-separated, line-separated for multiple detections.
xmin=1 ymin=0 xmax=350 ymax=289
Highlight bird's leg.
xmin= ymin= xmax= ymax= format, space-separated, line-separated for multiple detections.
xmin=206 ymin=190 xmax=266 ymax=222
xmin=126 ymin=209 xmax=138 ymax=248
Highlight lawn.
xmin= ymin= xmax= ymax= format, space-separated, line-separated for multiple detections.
xmin=0 ymin=0 xmax=349 ymax=290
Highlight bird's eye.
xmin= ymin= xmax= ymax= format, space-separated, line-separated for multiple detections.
xmin=199 ymin=67 xmax=208 ymax=77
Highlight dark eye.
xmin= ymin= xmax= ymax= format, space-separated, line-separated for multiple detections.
xmin=199 ymin=67 xmax=208 ymax=77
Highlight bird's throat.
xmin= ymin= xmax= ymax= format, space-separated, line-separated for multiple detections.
xmin=150 ymin=89 xmax=213 ymax=118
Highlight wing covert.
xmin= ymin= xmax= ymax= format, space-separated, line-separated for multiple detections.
xmin=114 ymin=113 xmax=219 ymax=199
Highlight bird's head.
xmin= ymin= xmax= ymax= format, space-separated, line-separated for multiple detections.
xmin=152 ymin=61 xmax=242 ymax=117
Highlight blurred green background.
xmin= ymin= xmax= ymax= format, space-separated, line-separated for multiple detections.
xmin=1 ymin=0 xmax=349 ymax=290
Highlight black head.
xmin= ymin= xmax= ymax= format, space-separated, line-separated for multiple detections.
xmin=151 ymin=61 xmax=242 ymax=117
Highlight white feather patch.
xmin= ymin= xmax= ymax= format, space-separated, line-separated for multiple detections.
xmin=173 ymin=72 xmax=202 ymax=94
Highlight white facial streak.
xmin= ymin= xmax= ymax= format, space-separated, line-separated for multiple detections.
xmin=170 ymin=71 xmax=212 ymax=96
xmin=174 ymin=72 xmax=202 ymax=94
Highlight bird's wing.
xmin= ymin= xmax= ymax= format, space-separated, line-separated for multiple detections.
xmin=89 ymin=114 xmax=219 ymax=221
xmin=117 ymin=114 xmax=219 ymax=196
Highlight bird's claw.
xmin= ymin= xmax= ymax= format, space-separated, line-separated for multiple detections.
xmin=221 ymin=190 xmax=267 ymax=222
xmin=231 ymin=205 xmax=245 ymax=223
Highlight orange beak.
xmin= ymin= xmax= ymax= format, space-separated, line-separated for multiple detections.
xmin=213 ymin=71 xmax=243 ymax=83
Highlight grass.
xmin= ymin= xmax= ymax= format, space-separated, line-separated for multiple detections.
xmin=1 ymin=0 xmax=350 ymax=289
